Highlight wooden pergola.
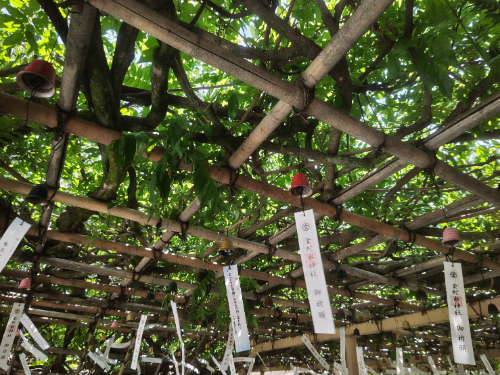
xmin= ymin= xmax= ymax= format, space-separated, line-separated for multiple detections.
xmin=0 ymin=0 xmax=499 ymax=374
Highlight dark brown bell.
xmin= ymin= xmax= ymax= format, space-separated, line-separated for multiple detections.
xmin=403 ymin=320 xmax=411 ymax=330
xmin=336 ymin=308 xmax=346 ymax=320
xmin=264 ymin=296 xmax=273 ymax=307
xmin=416 ymin=288 xmax=428 ymax=303
xmin=336 ymin=268 xmax=348 ymax=284
xmin=26 ymin=184 xmax=49 ymax=206
xmin=488 ymin=303 xmax=499 ymax=315
xmin=167 ymin=281 xmax=178 ymax=296
xmin=353 ymin=328 xmax=360 ymax=338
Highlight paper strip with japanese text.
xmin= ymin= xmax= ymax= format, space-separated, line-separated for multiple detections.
xmin=396 ymin=347 xmax=403 ymax=375
xmin=428 ymin=356 xmax=439 ymax=375
xmin=19 ymin=353 xmax=31 ymax=375
xmin=20 ymin=333 xmax=48 ymax=362
xmin=88 ymin=351 xmax=110 ymax=371
xmin=131 ymin=314 xmax=147 ymax=370
xmin=171 ymin=301 xmax=185 ymax=375
xmin=301 ymin=334 xmax=330 ymax=370
xmin=444 ymin=262 xmax=475 ymax=365
xmin=340 ymin=327 xmax=346 ymax=374
xmin=223 ymin=265 xmax=251 ymax=352
xmin=356 ymin=346 xmax=367 ymax=375
xmin=20 ymin=314 xmax=50 ymax=350
xmin=0 ymin=218 xmax=30 ymax=273
xmin=173 ymin=354 xmax=181 ymax=375
xmin=0 ymin=302 xmax=25 ymax=370
xmin=228 ymin=356 xmax=237 ymax=375
xmin=220 ymin=324 xmax=234 ymax=371
xmin=295 ymin=209 xmax=335 ymax=334
xmin=333 ymin=362 xmax=344 ymax=375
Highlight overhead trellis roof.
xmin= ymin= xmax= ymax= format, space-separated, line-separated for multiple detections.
xmin=0 ymin=0 xmax=500 ymax=374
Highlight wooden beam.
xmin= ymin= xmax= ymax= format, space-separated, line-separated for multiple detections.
xmin=254 ymin=295 xmax=500 ymax=352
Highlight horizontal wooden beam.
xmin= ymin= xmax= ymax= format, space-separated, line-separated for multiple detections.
xmin=254 ymin=295 xmax=500 ymax=352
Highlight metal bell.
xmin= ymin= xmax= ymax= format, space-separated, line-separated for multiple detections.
xmin=146 ymin=290 xmax=155 ymax=301
xmin=442 ymin=227 xmax=463 ymax=247
xmin=205 ymin=343 xmax=211 ymax=350
xmin=291 ymin=318 xmax=298 ymax=326
xmin=488 ymin=303 xmax=499 ymax=315
xmin=353 ymin=328 xmax=360 ymax=338
xmin=403 ymin=320 xmax=411 ymax=330
xmin=289 ymin=173 xmax=313 ymax=198
xmin=167 ymin=281 xmax=178 ymax=296
xmin=26 ymin=183 xmax=49 ymax=206
xmin=100 ymin=334 xmax=107 ymax=342
xmin=416 ymin=288 xmax=428 ymax=303
xmin=201 ymin=320 xmax=208 ymax=328
xmin=16 ymin=60 xmax=56 ymax=98
xmin=148 ymin=346 xmax=154 ymax=354
xmin=336 ymin=268 xmax=348 ymax=284
xmin=250 ymin=338 xmax=257 ymax=347
xmin=336 ymin=308 xmax=346 ymax=320
xmin=18 ymin=278 xmax=31 ymax=289
xmin=264 ymin=296 xmax=273 ymax=307
xmin=396 ymin=333 xmax=403 ymax=341
xmin=126 ymin=312 xmax=137 ymax=322
xmin=219 ymin=238 xmax=235 ymax=257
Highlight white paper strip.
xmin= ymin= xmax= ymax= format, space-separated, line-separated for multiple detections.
xmin=19 ymin=334 xmax=48 ymax=362
xmin=233 ymin=357 xmax=255 ymax=374
xmin=96 ymin=349 xmax=118 ymax=365
xmin=185 ymin=362 xmax=200 ymax=374
xmin=223 ymin=265 xmax=251 ymax=352
xmin=411 ymin=365 xmax=427 ymax=375
xmin=228 ymin=356 xmax=237 ymax=375
xmin=333 ymin=362 xmax=344 ymax=375
xmin=295 ymin=209 xmax=335 ymax=334
xmin=0 ymin=218 xmax=31 ymax=273
xmin=173 ymin=354 xmax=181 ymax=375
xmin=340 ymin=327 xmax=346 ymax=374
xmin=0 ymin=302 xmax=25 ymax=370
xmin=457 ymin=364 xmax=466 ymax=375
xmin=88 ymin=351 xmax=110 ymax=371
xmin=137 ymin=363 xmax=142 ymax=375
xmin=141 ymin=356 xmax=163 ymax=364
xmin=444 ymin=262 xmax=475 ymax=365
xmin=447 ymin=355 xmax=457 ymax=375
xmin=396 ymin=348 xmax=403 ymax=375
xmin=212 ymin=355 xmax=228 ymax=375
xmin=255 ymin=351 xmax=268 ymax=371
xmin=131 ymin=314 xmax=147 ymax=370
xmin=19 ymin=353 xmax=31 ymax=375
xmin=112 ymin=340 xmax=132 ymax=349
xmin=103 ymin=335 xmax=115 ymax=359
xmin=428 ymin=356 xmax=439 ymax=375
xmin=480 ymin=354 xmax=495 ymax=375
xmin=171 ymin=301 xmax=185 ymax=375
xmin=198 ymin=357 xmax=215 ymax=373
xmin=301 ymin=334 xmax=330 ymax=370
xmin=366 ymin=365 xmax=378 ymax=375
xmin=20 ymin=314 xmax=50 ymax=350
xmin=356 ymin=346 xmax=367 ymax=375
xmin=220 ymin=325 xmax=234 ymax=371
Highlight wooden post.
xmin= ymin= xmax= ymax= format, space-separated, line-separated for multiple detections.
xmin=345 ymin=335 xmax=359 ymax=375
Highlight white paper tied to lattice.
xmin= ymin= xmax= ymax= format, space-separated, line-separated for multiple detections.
xmin=0 ymin=302 xmax=25 ymax=371
xmin=0 ymin=218 xmax=31 ymax=273
xmin=131 ymin=314 xmax=148 ymax=370
xmin=443 ymin=262 xmax=475 ymax=365
xmin=295 ymin=209 xmax=335 ymax=334
xmin=301 ymin=335 xmax=330 ymax=370
xmin=223 ymin=265 xmax=251 ymax=352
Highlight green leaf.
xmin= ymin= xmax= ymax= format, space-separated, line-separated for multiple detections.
xmin=3 ymin=30 xmax=23 ymax=46
xmin=227 ymin=93 xmax=239 ymax=120
xmin=193 ymin=163 xmax=217 ymax=209
xmin=155 ymin=157 xmax=171 ymax=200
xmin=24 ymin=29 xmax=38 ymax=54
xmin=435 ymin=68 xmax=454 ymax=99
xmin=123 ymin=134 xmax=136 ymax=168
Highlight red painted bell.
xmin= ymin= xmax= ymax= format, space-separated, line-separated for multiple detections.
xmin=15 ymin=330 xmax=20 ymax=337
xmin=16 ymin=60 xmax=56 ymax=98
xmin=289 ymin=173 xmax=312 ymax=198
xmin=111 ymin=320 xmax=118 ymax=330
xmin=18 ymin=278 xmax=31 ymax=289
xmin=442 ymin=227 xmax=463 ymax=247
